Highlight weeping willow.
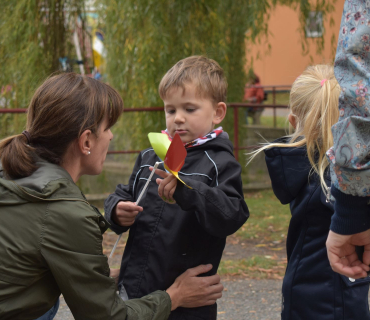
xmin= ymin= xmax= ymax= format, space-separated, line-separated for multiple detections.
xmin=0 ymin=0 xmax=85 ymax=137
xmin=0 ymin=0 xmax=337 ymax=148
xmin=100 ymin=0 xmax=337 ymax=150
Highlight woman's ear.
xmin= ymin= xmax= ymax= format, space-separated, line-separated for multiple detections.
xmin=78 ymin=129 xmax=92 ymax=155
xmin=288 ymin=114 xmax=297 ymax=129
xmin=213 ymin=102 xmax=227 ymax=125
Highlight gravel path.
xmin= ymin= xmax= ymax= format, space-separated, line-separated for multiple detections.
xmin=218 ymin=279 xmax=282 ymax=320
xmin=54 ymin=278 xmax=282 ymax=320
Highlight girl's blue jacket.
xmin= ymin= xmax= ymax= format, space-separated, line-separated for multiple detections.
xmin=264 ymin=141 xmax=370 ymax=320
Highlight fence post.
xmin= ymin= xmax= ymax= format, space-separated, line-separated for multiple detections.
xmin=233 ymin=106 xmax=239 ymax=161
xmin=273 ymin=86 xmax=277 ymax=128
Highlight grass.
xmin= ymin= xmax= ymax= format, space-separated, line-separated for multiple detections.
xmin=237 ymin=190 xmax=291 ymax=242
xmin=264 ymin=92 xmax=290 ymax=106
xmin=219 ymin=256 xmax=286 ymax=279
xmin=259 ymin=116 xmax=288 ymax=129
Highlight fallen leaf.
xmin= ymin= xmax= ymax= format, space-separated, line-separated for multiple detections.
xmin=224 ymin=252 xmax=236 ymax=256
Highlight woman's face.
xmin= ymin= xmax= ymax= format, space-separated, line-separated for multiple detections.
xmin=82 ymin=118 xmax=113 ymax=176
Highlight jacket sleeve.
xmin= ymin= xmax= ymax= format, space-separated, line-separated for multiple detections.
xmin=104 ymin=153 xmax=143 ymax=234
xmin=173 ymin=154 xmax=249 ymax=238
xmin=40 ymin=201 xmax=171 ymax=320
xmin=326 ymin=0 xmax=370 ymax=234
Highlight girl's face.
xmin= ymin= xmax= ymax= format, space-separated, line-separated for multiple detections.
xmin=288 ymin=114 xmax=297 ymax=129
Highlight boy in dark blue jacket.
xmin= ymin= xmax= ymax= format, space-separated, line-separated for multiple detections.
xmin=105 ymin=56 xmax=249 ymax=320
xmin=251 ymin=65 xmax=370 ymax=320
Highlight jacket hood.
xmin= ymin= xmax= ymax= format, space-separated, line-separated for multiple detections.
xmin=264 ymin=138 xmax=312 ymax=205
xmin=0 ymin=160 xmax=81 ymax=206
xmin=187 ymin=132 xmax=234 ymax=155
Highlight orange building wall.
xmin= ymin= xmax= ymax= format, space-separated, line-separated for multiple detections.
xmin=248 ymin=0 xmax=345 ymax=86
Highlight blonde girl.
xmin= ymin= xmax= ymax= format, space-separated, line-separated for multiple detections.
xmin=250 ymin=65 xmax=370 ymax=320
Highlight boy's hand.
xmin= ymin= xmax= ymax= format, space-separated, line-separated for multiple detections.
xmin=149 ymin=167 xmax=177 ymax=204
xmin=113 ymin=201 xmax=143 ymax=226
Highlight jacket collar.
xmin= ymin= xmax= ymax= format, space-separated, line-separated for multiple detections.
xmin=14 ymin=160 xmax=74 ymax=193
xmin=0 ymin=159 xmax=81 ymax=203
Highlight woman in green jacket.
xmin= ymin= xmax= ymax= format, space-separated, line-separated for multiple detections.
xmin=0 ymin=73 xmax=223 ymax=320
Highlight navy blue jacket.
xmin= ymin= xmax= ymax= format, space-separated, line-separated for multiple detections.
xmin=105 ymin=133 xmax=249 ymax=320
xmin=265 ymin=141 xmax=370 ymax=320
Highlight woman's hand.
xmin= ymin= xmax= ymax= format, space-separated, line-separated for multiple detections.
xmin=326 ymin=230 xmax=370 ymax=278
xmin=149 ymin=167 xmax=177 ymax=204
xmin=166 ymin=264 xmax=223 ymax=311
xmin=109 ymin=268 xmax=120 ymax=286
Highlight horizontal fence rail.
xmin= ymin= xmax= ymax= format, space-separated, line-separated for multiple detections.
xmin=0 ymin=104 xmax=288 ymax=161
xmin=0 ymin=84 xmax=290 ymax=161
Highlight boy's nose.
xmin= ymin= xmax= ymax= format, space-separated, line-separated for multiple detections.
xmin=174 ymin=112 xmax=185 ymax=123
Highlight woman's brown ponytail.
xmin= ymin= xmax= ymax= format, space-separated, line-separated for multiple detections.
xmin=0 ymin=134 xmax=37 ymax=179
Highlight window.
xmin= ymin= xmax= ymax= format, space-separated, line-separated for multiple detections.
xmin=305 ymin=11 xmax=324 ymax=38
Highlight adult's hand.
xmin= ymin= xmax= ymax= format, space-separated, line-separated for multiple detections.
xmin=110 ymin=268 xmax=120 ymax=286
xmin=166 ymin=264 xmax=223 ymax=311
xmin=113 ymin=201 xmax=143 ymax=226
xmin=326 ymin=230 xmax=370 ymax=278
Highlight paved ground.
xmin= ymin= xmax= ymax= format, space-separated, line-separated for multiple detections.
xmin=54 ymin=278 xmax=282 ymax=320
xmin=218 ymin=279 xmax=282 ymax=320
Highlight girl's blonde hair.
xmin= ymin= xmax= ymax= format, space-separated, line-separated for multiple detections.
xmin=249 ymin=65 xmax=340 ymax=192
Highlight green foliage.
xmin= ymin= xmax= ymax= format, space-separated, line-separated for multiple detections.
xmin=100 ymin=0 xmax=336 ymax=150
xmin=0 ymin=0 xmax=337 ymax=148
xmin=0 ymin=0 xmax=85 ymax=138
xmin=0 ymin=0 xmax=85 ymax=106
xmin=0 ymin=114 xmax=27 ymax=140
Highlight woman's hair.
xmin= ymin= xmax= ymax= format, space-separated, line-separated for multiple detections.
xmin=248 ymin=65 xmax=340 ymax=192
xmin=0 ymin=73 xmax=124 ymax=179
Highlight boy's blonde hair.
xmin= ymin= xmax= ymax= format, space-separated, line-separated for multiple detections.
xmin=159 ymin=56 xmax=227 ymax=103
xmin=249 ymin=65 xmax=340 ymax=193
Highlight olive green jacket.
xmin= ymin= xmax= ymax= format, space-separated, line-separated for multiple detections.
xmin=0 ymin=161 xmax=171 ymax=320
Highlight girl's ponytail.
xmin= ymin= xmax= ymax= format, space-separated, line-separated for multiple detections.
xmin=0 ymin=133 xmax=37 ymax=179
xmin=248 ymin=65 xmax=340 ymax=194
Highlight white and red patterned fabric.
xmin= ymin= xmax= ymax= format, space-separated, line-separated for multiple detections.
xmin=161 ymin=127 xmax=223 ymax=148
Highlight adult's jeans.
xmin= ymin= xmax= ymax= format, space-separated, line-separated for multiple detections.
xmin=35 ymin=299 xmax=60 ymax=320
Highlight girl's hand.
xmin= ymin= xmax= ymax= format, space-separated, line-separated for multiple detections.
xmin=166 ymin=264 xmax=223 ymax=310
xmin=149 ymin=167 xmax=177 ymax=204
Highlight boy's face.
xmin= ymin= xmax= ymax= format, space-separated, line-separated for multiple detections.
xmin=163 ymin=83 xmax=225 ymax=143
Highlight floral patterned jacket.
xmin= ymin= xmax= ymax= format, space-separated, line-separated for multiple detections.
xmin=327 ymin=0 xmax=370 ymax=234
